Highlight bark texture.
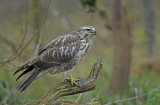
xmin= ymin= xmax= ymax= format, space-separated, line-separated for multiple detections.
xmin=142 ymin=0 xmax=156 ymax=57
xmin=108 ymin=0 xmax=132 ymax=95
xmin=34 ymin=57 xmax=103 ymax=105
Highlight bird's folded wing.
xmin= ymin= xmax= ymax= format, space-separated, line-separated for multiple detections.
xmin=35 ymin=35 xmax=81 ymax=64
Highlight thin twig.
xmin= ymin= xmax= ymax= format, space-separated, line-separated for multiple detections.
xmin=0 ymin=0 xmax=51 ymax=69
xmin=75 ymin=93 xmax=84 ymax=103
xmin=0 ymin=0 xmax=29 ymax=68
xmin=104 ymin=92 xmax=149 ymax=105
xmin=134 ymin=88 xmax=145 ymax=105
xmin=34 ymin=36 xmax=42 ymax=55
xmin=0 ymin=95 xmax=9 ymax=105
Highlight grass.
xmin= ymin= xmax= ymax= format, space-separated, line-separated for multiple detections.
xmin=1 ymin=32 xmax=160 ymax=104
xmin=1 ymin=61 xmax=160 ymax=105
xmin=1 ymin=46 xmax=160 ymax=105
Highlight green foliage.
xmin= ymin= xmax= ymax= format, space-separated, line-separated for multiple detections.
xmin=0 ymin=80 xmax=15 ymax=105
xmin=146 ymin=87 xmax=160 ymax=105
xmin=80 ymin=0 xmax=97 ymax=12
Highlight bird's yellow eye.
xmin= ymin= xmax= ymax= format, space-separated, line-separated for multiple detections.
xmin=92 ymin=28 xmax=96 ymax=32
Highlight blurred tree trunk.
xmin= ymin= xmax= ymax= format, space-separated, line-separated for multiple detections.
xmin=108 ymin=0 xmax=132 ymax=95
xmin=142 ymin=0 xmax=156 ymax=57
xmin=32 ymin=0 xmax=41 ymax=55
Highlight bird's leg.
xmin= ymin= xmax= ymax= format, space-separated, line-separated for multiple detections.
xmin=62 ymin=63 xmax=80 ymax=86
xmin=70 ymin=74 xmax=78 ymax=86
xmin=64 ymin=74 xmax=79 ymax=86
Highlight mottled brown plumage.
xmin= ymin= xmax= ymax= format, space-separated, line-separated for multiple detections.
xmin=13 ymin=25 xmax=96 ymax=92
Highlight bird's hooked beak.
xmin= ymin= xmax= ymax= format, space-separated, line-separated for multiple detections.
xmin=90 ymin=28 xmax=96 ymax=35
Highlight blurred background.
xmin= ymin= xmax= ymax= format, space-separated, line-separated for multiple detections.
xmin=0 ymin=0 xmax=160 ymax=104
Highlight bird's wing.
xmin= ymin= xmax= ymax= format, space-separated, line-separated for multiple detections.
xmin=30 ymin=35 xmax=81 ymax=65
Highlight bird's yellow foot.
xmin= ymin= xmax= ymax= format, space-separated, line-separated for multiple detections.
xmin=65 ymin=75 xmax=79 ymax=86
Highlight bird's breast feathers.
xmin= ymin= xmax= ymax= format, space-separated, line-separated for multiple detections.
xmin=75 ymin=38 xmax=91 ymax=59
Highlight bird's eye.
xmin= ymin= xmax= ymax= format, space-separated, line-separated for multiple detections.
xmin=86 ymin=29 xmax=91 ymax=31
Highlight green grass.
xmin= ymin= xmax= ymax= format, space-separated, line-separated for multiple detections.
xmin=1 ymin=32 xmax=160 ymax=104
xmin=1 ymin=54 xmax=160 ymax=105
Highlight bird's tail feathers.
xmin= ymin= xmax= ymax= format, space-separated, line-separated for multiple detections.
xmin=17 ymin=68 xmax=40 ymax=92
xmin=13 ymin=62 xmax=30 ymax=75
xmin=16 ymin=66 xmax=34 ymax=81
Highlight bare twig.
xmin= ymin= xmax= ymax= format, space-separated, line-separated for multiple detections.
xmin=134 ymin=88 xmax=145 ymax=105
xmin=51 ymin=9 xmax=73 ymax=30
xmin=34 ymin=36 xmax=42 ymax=55
xmin=34 ymin=56 xmax=103 ymax=105
xmin=0 ymin=35 xmax=16 ymax=52
xmin=75 ymin=93 xmax=84 ymax=103
xmin=0 ymin=0 xmax=29 ymax=67
xmin=0 ymin=95 xmax=9 ymax=105
xmin=0 ymin=81 xmax=15 ymax=105
xmin=104 ymin=92 xmax=149 ymax=105
xmin=0 ymin=0 xmax=51 ymax=69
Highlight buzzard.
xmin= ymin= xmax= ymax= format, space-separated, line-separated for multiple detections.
xmin=13 ymin=25 xmax=96 ymax=92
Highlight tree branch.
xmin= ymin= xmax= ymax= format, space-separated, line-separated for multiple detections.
xmin=52 ymin=98 xmax=101 ymax=105
xmin=34 ymin=56 xmax=103 ymax=105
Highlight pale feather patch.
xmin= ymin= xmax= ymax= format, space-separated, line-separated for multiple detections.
xmin=71 ymin=46 xmax=76 ymax=57
xmin=36 ymin=69 xmax=49 ymax=78
xmin=62 ymin=70 xmax=71 ymax=79
xmin=62 ymin=36 xmax=67 ymax=44
xmin=59 ymin=46 xmax=64 ymax=57
xmin=65 ymin=47 xmax=69 ymax=57
xmin=55 ymin=41 xmax=58 ymax=45
xmin=58 ymin=38 xmax=61 ymax=42
xmin=52 ymin=50 xmax=55 ymax=57
xmin=75 ymin=39 xmax=91 ymax=60
xmin=72 ymin=46 xmax=76 ymax=52
xmin=49 ymin=67 xmax=59 ymax=74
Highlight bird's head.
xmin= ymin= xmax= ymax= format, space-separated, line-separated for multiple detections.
xmin=78 ymin=25 xmax=96 ymax=39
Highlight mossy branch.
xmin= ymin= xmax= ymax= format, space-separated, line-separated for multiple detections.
xmin=34 ymin=56 xmax=103 ymax=105
xmin=52 ymin=98 xmax=101 ymax=105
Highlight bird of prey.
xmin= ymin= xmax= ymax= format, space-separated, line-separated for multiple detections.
xmin=13 ymin=25 xmax=96 ymax=92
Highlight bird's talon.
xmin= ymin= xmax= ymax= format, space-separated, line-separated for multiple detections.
xmin=72 ymin=81 xmax=78 ymax=86
xmin=77 ymin=78 xmax=81 ymax=81
xmin=64 ymin=79 xmax=69 ymax=82
xmin=65 ymin=75 xmax=79 ymax=86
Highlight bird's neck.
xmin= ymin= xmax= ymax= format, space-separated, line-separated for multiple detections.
xmin=79 ymin=33 xmax=89 ymax=40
